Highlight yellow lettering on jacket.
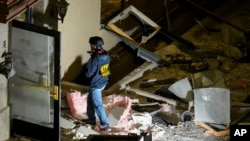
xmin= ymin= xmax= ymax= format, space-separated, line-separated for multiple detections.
xmin=100 ymin=64 xmax=110 ymax=77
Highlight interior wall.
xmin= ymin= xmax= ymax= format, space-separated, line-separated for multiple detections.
xmin=59 ymin=0 xmax=101 ymax=81
xmin=59 ymin=0 xmax=121 ymax=82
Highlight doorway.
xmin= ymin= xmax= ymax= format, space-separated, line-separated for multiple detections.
xmin=8 ymin=20 xmax=61 ymax=141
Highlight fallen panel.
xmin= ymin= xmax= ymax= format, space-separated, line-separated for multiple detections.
xmin=106 ymin=5 xmax=166 ymax=65
xmin=168 ymin=77 xmax=193 ymax=103
xmin=106 ymin=24 xmax=167 ymax=65
xmin=168 ymin=77 xmax=193 ymax=110
xmin=194 ymin=87 xmax=230 ymax=125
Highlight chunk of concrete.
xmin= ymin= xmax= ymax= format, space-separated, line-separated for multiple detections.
xmin=76 ymin=125 xmax=99 ymax=139
xmin=60 ymin=117 xmax=76 ymax=129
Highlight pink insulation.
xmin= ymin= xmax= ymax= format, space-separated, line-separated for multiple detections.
xmin=66 ymin=91 xmax=88 ymax=120
xmin=67 ymin=91 xmax=143 ymax=135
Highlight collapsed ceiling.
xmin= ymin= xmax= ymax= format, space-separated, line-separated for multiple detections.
xmin=65 ymin=0 xmax=250 ymax=140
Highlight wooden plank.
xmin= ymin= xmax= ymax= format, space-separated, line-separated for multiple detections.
xmin=195 ymin=121 xmax=230 ymax=137
xmin=125 ymin=86 xmax=177 ymax=106
xmin=107 ymin=22 xmax=135 ymax=42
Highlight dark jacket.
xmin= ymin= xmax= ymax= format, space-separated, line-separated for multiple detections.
xmin=85 ymin=51 xmax=110 ymax=88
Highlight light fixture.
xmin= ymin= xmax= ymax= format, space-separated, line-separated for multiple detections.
xmin=56 ymin=0 xmax=69 ymax=23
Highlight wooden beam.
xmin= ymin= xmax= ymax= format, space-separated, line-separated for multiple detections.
xmin=125 ymin=86 xmax=177 ymax=106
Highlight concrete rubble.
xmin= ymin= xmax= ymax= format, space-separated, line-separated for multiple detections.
xmin=61 ymin=79 xmax=232 ymax=141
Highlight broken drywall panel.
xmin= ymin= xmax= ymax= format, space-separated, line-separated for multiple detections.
xmin=168 ymin=77 xmax=193 ymax=103
xmin=168 ymin=77 xmax=193 ymax=111
xmin=108 ymin=5 xmax=161 ymax=45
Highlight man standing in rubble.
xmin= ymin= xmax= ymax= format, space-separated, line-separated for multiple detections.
xmin=83 ymin=36 xmax=111 ymax=131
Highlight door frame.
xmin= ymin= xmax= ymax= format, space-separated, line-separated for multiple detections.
xmin=10 ymin=20 xmax=61 ymax=141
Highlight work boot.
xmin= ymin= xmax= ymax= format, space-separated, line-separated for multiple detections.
xmin=81 ymin=119 xmax=96 ymax=129
xmin=101 ymin=124 xmax=111 ymax=131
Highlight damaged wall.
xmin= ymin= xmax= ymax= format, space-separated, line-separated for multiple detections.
xmin=60 ymin=0 xmax=121 ymax=82
xmin=59 ymin=0 xmax=101 ymax=81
